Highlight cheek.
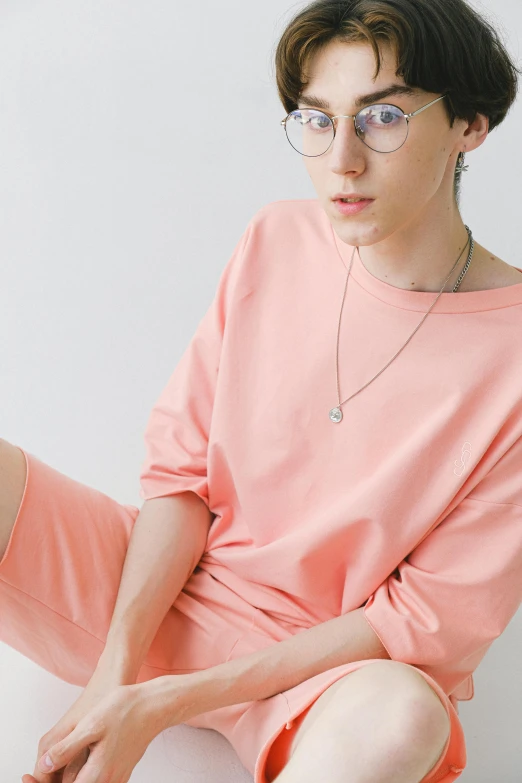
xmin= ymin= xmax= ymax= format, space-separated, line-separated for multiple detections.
xmin=304 ymin=160 xmax=326 ymax=182
xmin=376 ymin=162 xmax=410 ymax=204
xmin=385 ymin=159 xmax=434 ymax=203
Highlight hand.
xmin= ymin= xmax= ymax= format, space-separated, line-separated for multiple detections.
xmin=21 ymin=676 xmax=190 ymax=783
xmin=20 ymin=659 xmax=138 ymax=783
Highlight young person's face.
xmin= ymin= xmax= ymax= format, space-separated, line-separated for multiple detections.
xmin=297 ymin=39 xmax=482 ymax=246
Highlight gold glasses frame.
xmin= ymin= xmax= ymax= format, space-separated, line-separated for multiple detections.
xmin=280 ymin=93 xmax=448 ymax=155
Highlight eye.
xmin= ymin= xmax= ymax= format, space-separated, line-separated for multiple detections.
xmin=309 ymin=112 xmax=332 ymax=131
xmin=294 ymin=110 xmax=332 ymax=131
xmin=361 ymin=104 xmax=403 ymax=127
xmin=378 ymin=110 xmax=399 ymax=125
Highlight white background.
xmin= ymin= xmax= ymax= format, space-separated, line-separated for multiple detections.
xmin=1 ymin=1 xmax=521 ymax=780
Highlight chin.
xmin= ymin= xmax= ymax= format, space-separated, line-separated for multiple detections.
xmin=334 ymin=222 xmax=376 ymax=246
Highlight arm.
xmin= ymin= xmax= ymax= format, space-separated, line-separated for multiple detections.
xmin=102 ymin=223 xmax=252 ymax=683
xmin=144 ymin=607 xmax=390 ymax=729
xmin=145 ymin=435 xmax=522 ymax=729
xmin=96 ymin=492 xmax=212 ymax=683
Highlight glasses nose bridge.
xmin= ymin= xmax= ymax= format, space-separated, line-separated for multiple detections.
xmin=330 ymin=113 xmax=362 ymax=145
xmin=331 ymin=113 xmax=358 ymax=132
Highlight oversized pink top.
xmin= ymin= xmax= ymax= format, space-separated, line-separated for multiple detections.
xmin=139 ymin=199 xmax=522 ymax=703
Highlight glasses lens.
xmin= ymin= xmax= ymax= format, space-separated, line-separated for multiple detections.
xmin=285 ymin=105 xmax=408 ymax=155
xmin=285 ymin=110 xmax=334 ymax=157
xmin=356 ymin=104 xmax=407 ymax=152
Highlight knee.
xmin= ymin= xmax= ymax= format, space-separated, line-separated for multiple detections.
xmin=0 ymin=440 xmax=27 ymax=483
xmin=334 ymin=660 xmax=451 ymax=734
xmin=0 ymin=438 xmax=21 ymax=462
xmin=0 ymin=439 xmax=27 ymax=526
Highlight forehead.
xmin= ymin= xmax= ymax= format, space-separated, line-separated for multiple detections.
xmin=299 ymin=39 xmax=418 ymax=110
xmin=305 ymin=38 xmax=397 ymax=82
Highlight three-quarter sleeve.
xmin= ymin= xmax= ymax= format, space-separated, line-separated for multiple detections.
xmin=138 ymin=223 xmax=252 ymax=506
xmin=362 ymin=433 xmax=522 ymax=669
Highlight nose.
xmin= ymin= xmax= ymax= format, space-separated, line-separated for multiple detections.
xmin=328 ymin=117 xmax=366 ymax=173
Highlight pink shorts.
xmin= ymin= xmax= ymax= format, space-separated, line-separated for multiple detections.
xmin=0 ymin=446 xmax=467 ymax=783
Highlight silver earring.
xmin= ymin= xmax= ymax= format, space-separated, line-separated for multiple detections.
xmin=455 ymin=152 xmax=469 ymax=174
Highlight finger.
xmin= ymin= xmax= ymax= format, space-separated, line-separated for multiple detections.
xmin=36 ymin=725 xmax=99 ymax=776
xmin=30 ymin=753 xmax=61 ymax=783
xmin=22 ymin=776 xmax=61 ymax=783
xmin=62 ymin=763 xmax=82 ymax=783
xmin=62 ymin=750 xmax=89 ymax=783
xmin=30 ymin=745 xmax=60 ymax=783
xmin=26 ymin=763 xmax=63 ymax=783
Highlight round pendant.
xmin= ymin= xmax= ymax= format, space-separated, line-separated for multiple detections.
xmin=329 ymin=407 xmax=343 ymax=423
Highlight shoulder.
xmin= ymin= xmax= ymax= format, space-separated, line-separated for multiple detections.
xmin=250 ymin=198 xmax=326 ymax=233
xmin=459 ymin=244 xmax=522 ymax=292
xmin=238 ymin=198 xmax=330 ymax=266
xmin=491 ymin=258 xmax=522 ymax=286
xmin=229 ymin=199 xmax=330 ymax=295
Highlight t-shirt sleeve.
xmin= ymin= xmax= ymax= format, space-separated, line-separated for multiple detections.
xmin=138 ymin=223 xmax=252 ymax=506
xmin=362 ymin=433 xmax=522 ymax=668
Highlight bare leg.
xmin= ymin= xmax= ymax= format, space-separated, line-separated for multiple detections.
xmin=0 ymin=439 xmax=27 ymax=562
xmin=272 ymin=661 xmax=451 ymax=783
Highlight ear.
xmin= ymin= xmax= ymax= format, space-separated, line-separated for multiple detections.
xmin=461 ymin=111 xmax=489 ymax=155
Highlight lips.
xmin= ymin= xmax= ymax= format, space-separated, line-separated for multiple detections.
xmin=332 ymin=193 xmax=373 ymax=201
xmin=334 ymin=198 xmax=373 ymax=215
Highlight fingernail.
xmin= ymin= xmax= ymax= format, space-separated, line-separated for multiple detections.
xmin=39 ymin=754 xmax=54 ymax=771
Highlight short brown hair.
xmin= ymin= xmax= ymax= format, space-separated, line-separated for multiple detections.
xmin=273 ymin=0 xmax=521 ymax=202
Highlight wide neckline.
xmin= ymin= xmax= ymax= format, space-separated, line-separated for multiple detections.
xmin=330 ymin=219 xmax=522 ymax=314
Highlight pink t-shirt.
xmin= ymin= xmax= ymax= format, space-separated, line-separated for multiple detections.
xmin=139 ymin=198 xmax=522 ymax=703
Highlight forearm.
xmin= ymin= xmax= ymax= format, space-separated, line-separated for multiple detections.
xmin=97 ymin=492 xmax=212 ymax=683
xmin=148 ymin=607 xmax=391 ymax=729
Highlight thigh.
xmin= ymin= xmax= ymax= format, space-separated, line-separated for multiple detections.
xmin=0 ymin=445 xmax=144 ymax=685
xmin=0 ymin=446 xmax=253 ymax=688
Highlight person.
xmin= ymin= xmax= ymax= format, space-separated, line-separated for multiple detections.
xmin=1 ymin=1 xmax=522 ymax=782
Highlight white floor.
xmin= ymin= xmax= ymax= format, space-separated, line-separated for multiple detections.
xmin=2 ymin=615 xmax=522 ymax=782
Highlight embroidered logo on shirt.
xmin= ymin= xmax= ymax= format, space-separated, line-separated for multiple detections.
xmin=453 ymin=442 xmax=472 ymax=476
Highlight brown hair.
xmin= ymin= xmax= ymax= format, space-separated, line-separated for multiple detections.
xmin=273 ymin=0 xmax=521 ymax=204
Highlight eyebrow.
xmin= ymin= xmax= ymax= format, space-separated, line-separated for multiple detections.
xmin=297 ymin=84 xmax=418 ymax=112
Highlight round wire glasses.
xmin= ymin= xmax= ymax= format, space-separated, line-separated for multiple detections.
xmin=281 ymin=94 xmax=448 ymax=156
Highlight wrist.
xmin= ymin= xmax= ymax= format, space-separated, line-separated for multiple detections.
xmin=95 ymin=645 xmax=141 ymax=684
xmin=139 ymin=672 xmax=203 ymax=733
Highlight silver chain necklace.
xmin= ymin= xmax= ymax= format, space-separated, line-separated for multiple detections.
xmin=329 ymin=226 xmax=475 ymax=423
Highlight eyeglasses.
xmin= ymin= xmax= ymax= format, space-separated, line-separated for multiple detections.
xmin=280 ymin=94 xmax=448 ymax=156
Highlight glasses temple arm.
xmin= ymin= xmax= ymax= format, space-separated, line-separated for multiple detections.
xmin=406 ymin=94 xmax=447 ymax=119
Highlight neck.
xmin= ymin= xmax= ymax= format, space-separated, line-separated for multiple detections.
xmin=344 ymin=210 xmax=478 ymax=294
